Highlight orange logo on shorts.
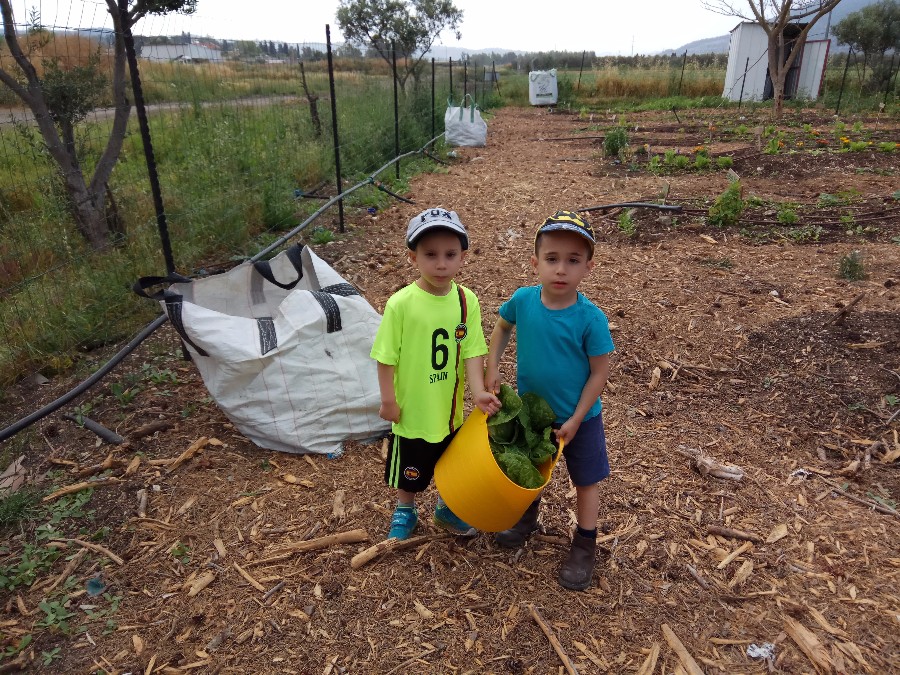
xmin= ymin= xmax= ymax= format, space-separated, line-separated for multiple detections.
xmin=403 ymin=467 xmax=420 ymax=480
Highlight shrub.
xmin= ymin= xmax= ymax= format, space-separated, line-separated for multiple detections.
xmin=673 ymin=154 xmax=690 ymax=169
xmin=776 ymin=204 xmax=799 ymax=224
xmin=694 ymin=154 xmax=711 ymax=170
xmin=603 ymin=127 xmax=629 ymax=158
xmin=708 ymin=179 xmax=744 ymax=228
xmin=838 ymin=251 xmax=866 ymax=280
xmin=716 ymin=156 xmax=733 ymax=169
xmin=617 ymin=210 xmax=636 ymax=236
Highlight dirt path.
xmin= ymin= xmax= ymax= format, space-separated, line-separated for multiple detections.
xmin=2 ymin=105 xmax=899 ymax=674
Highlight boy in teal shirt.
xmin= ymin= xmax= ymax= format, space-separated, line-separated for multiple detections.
xmin=486 ymin=210 xmax=614 ymax=591
xmin=371 ymin=207 xmax=501 ymax=540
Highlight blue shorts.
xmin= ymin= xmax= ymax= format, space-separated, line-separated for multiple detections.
xmin=556 ymin=412 xmax=610 ymax=486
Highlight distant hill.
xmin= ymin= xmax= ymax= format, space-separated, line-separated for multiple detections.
xmin=660 ymin=0 xmax=879 ymax=55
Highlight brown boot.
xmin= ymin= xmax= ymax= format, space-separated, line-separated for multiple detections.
xmin=494 ymin=498 xmax=541 ymax=548
xmin=558 ymin=532 xmax=596 ymax=591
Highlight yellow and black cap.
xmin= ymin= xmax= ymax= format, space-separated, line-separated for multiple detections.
xmin=535 ymin=210 xmax=594 ymax=254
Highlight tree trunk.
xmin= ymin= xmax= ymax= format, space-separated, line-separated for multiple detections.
xmin=71 ymin=191 xmax=112 ymax=251
xmin=773 ymin=70 xmax=786 ymax=118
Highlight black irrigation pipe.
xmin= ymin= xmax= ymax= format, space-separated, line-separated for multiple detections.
xmin=0 ymin=136 xmax=448 ymax=444
xmin=578 ymin=203 xmax=684 ymax=213
xmin=0 ymin=315 xmax=168 ymax=443
xmin=371 ymin=179 xmax=414 ymax=204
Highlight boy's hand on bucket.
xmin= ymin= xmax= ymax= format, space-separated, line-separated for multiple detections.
xmin=556 ymin=417 xmax=582 ymax=445
xmin=474 ymin=390 xmax=502 ymax=416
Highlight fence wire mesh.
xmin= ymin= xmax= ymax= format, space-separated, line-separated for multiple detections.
xmin=1 ymin=4 xmax=457 ymax=414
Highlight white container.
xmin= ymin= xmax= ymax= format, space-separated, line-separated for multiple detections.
xmin=528 ymin=69 xmax=558 ymax=105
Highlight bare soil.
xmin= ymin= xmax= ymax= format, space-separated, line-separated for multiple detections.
xmin=1 ymin=106 xmax=899 ymax=674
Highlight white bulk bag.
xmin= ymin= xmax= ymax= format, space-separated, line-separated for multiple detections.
xmin=444 ymin=94 xmax=488 ymax=147
xmin=529 ymin=69 xmax=558 ymax=105
xmin=138 ymin=245 xmax=388 ymax=455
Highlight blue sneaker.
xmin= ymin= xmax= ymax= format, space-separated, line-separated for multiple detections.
xmin=388 ymin=505 xmax=418 ymax=540
xmin=433 ymin=503 xmax=477 ymax=537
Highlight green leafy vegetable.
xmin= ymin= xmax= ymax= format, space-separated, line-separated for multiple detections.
xmin=488 ymin=384 xmax=522 ymax=426
xmin=488 ymin=418 xmax=519 ymax=444
xmin=522 ymin=392 xmax=555 ymax=431
xmin=495 ymin=451 xmax=545 ymax=489
xmin=487 ymin=386 xmax=557 ymax=488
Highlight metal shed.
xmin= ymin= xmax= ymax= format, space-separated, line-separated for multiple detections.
xmin=722 ymin=22 xmax=829 ymax=102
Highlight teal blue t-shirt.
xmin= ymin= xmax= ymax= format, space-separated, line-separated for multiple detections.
xmin=499 ymin=286 xmax=614 ymax=423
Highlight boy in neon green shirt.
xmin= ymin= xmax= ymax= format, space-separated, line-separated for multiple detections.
xmin=371 ymin=207 xmax=501 ymax=540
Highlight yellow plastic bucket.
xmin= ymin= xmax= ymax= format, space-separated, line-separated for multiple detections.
xmin=434 ymin=408 xmax=563 ymax=532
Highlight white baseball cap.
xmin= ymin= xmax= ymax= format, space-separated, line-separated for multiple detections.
xmin=406 ymin=208 xmax=469 ymax=250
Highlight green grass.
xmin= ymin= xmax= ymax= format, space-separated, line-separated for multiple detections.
xmin=0 ymin=73 xmax=453 ymax=386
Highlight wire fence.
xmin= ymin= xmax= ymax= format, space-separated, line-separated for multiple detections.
xmin=0 ymin=7 xmax=500 ymax=424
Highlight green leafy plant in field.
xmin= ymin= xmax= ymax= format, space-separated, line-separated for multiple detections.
xmin=141 ymin=362 xmax=180 ymax=385
xmin=776 ymin=204 xmax=799 ymax=224
xmin=617 ymin=210 xmax=636 ymax=236
xmin=852 ymin=121 xmax=864 ymax=133
xmin=663 ymin=149 xmax=677 ymax=165
xmin=877 ymin=142 xmax=896 ymax=152
xmin=309 ymin=226 xmax=334 ymax=245
xmin=734 ymin=124 xmax=749 ymax=136
xmin=785 ymin=225 xmax=823 ymax=243
xmin=817 ymin=193 xmax=844 ymax=207
xmin=694 ymin=154 xmax=711 ymax=170
xmin=603 ymin=126 xmax=629 ymax=158
xmin=170 ymin=541 xmax=191 ymax=565
xmin=36 ymin=598 xmax=75 ymax=633
xmin=109 ymin=381 xmax=140 ymax=406
xmin=838 ymin=250 xmax=866 ymax=281
xmin=2 ymin=634 xmax=32 ymax=661
xmin=41 ymin=647 xmax=62 ymax=665
xmin=847 ymin=141 xmax=869 ymax=152
xmin=648 ymin=155 xmax=663 ymax=173
xmin=0 ymin=543 xmax=62 ymax=591
xmin=764 ymin=132 xmax=785 ymax=154
xmin=708 ymin=179 xmax=744 ymax=228
xmin=716 ymin=156 xmax=733 ymax=169
xmin=673 ymin=154 xmax=690 ymax=169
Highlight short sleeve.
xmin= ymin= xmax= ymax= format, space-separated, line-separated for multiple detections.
xmin=461 ymin=288 xmax=488 ymax=359
xmin=370 ymin=297 xmax=401 ymax=365
xmin=584 ymin=308 xmax=615 ymax=357
xmin=498 ymin=288 xmax=522 ymax=325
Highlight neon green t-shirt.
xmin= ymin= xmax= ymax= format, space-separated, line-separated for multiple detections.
xmin=370 ymin=281 xmax=488 ymax=442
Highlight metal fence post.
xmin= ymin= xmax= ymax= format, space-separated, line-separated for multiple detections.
xmin=449 ymin=57 xmax=453 ymax=101
xmin=118 ymin=0 xmax=174 ymax=274
xmin=577 ymin=50 xmax=586 ymax=91
xmin=325 ymin=25 xmax=344 ymax=232
xmin=431 ymin=57 xmax=436 ymax=142
xmin=836 ymin=46 xmax=852 ymax=116
xmin=464 ymin=60 xmax=467 ymax=99
xmin=392 ymin=42 xmax=400 ymax=180
xmin=738 ymin=57 xmax=749 ymax=109
xmin=678 ymin=50 xmax=688 ymax=96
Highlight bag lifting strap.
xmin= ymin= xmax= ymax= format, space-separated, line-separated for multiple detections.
xmin=448 ymin=284 xmax=467 ymax=434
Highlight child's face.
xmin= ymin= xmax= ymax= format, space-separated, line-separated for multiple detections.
xmin=409 ymin=229 xmax=467 ymax=295
xmin=531 ymin=231 xmax=594 ymax=307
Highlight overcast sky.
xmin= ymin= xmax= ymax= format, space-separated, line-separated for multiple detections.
xmin=15 ymin=0 xmax=743 ymax=55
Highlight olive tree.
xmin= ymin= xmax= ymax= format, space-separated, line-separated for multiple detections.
xmin=702 ymin=0 xmax=845 ymax=117
xmin=336 ymin=0 xmax=462 ymax=91
xmin=0 ymin=0 xmax=197 ymax=250
xmin=832 ymin=0 xmax=900 ymax=92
